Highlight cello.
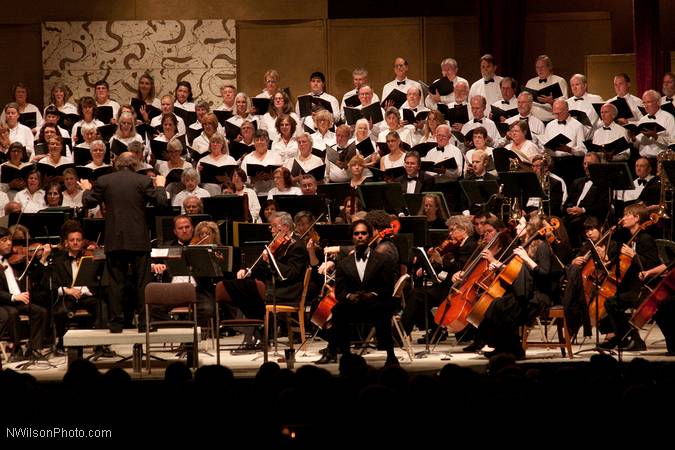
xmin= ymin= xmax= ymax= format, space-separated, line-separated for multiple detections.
xmin=465 ymin=218 xmax=560 ymax=328
xmin=588 ymin=213 xmax=659 ymax=326
xmin=630 ymin=267 xmax=675 ymax=329
xmin=579 ymin=225 xmax=616 ymax=303
xmin=434 ymin=231 xmax=503 ymax=331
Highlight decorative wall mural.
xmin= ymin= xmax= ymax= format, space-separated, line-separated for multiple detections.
xmin=42 ymin=20 xmax=236 ymax=108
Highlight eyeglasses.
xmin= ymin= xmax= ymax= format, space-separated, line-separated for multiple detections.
xmin=353 ymin=231 xmax=368 ymax=236
xmin=198 ymin=231 xmax=211 ymax=237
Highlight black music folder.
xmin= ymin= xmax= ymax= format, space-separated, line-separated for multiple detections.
xmin=584 ymin=137 xmax=630 ymax=155
xmin=96 ymin=123 xmax=117 ymax=142
xmin=402 ymin=108 xmax=429 ymax=124
xmin=592 ymin=97 xmax=633 ymax=121
xmin=224 ymin=121 xmax=242 ymax=143
xmin=420 ymin=157 xmax=458 ymax=172
xmin=150 ymin=139 xmax=169 ymax=161
xmin=438 ymin=103 xmax=469 ymax=125
xmin=298 ymin=95 xmax=333 ymax=117
xmin=95 ymin=106 xmax=114 ymax=124
xmin=34 ymin=143 xmax=48 ymax=156
xmin=109 ymin=139 xmax=128 ymax=156
xmin=623 ymin=122 xmax=666 ymax=135
xmin=173 ymin=107 xmax=197 ymax=126
xmin=75 ymin=165 xmax=113 ymax=182
xmin=344 ymin=94 xmax=360 ymax=108
xmin=522 ymin=83 xmax=563 ymax=103
xmin=355 ymin=139 xmax=376 ymax=158
xmin=380 ymin=89 xmax=407 ymax=109
xmin=38 ymin=162 xmax=75 ymax=179
xmin=429 ymin=77 xmax=454 ymax=96
xmin=228 ymin=141 xmax=253 ymax=161
xmin=410 ymin=142 xmax=437 ymax=158
xmin=384 ymin=166 xmax=406 ymax=179
xmin=130 ymin=98 xmax=161 ymax=120
xmin=290 ymin=160 xmax=326 ymax=180
xmin=19 ymin=112 xmax=37 ymax=129
xmin=251 ymin=97 xmax=271 ymax=115
xmin=542 ymin=133 xmax=572 ymax=151
xmin=57 ymin=112 xmax=81 ymax=131
xmin=493 ymin=147 xmax=523 ymax=172
xmin=246 ymin=164 xmax=280 ymax=178
xmin=0 ymin=164 xmax=35 ymax=184
xmin=213 ymin=110 xmax=234 ymax=126
xmin=661 ymin=102 xmax=675 ymax=117
xmin=568 ymin=109 xmax=593 ymax=127
xmin=490 ymin=105 xmax=519 ymax=124
xmin=165 ymin=168 xmax=184 ymax=184
xmin=343 ymin=103 xmax=384 ymax=126
xmin=199 ymin=162 xmax=236 ymax=184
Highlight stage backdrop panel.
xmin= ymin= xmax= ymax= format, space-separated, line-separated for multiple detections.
xmin=41 ymin=20 xmax=236 ymax=109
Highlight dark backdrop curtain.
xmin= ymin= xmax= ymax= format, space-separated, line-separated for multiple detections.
xmin=479 ymin=0 xmax=527 ymax=84
xmin=633 ymin=0 xmax=668 ymax=94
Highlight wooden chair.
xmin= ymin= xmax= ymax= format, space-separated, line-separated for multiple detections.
xmin=521 ymin=305 xmax=573 ymax=359
xmin=144 ymin=282 xmax=199 ymax=373
xmin=264 ymin=267 xmax=312 ymax=352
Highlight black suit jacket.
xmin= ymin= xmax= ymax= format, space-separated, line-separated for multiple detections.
xmin=564 ymin=176 xmax=609 ymax=220
xmin=0 ymin=263 xmax=16 ymax=306
xmin=397 ymin=172 xmax=435 ymax=194
xmin=335 ymin=249 xmax=396 ymax=304
xmin=82 ymin=168 xmax=168 ymax=252
xmin=638 ymin=176 xmax=661 ymax=207
xmin=252 ymin=236 xmax=309 ymax=303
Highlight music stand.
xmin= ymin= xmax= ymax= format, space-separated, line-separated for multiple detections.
xmin=317 ymin=182 xmax=352 ymax=219
xmin=273 ymin=194 xmax=327 ymax=220
xmin=398 ymin=216 xmax=429 ymax=247
xmin=314 ymin=223 xmax=352 ymax=246
xmin=411 ymin=247 xmax=450 ymax=359
xmin=588 ymin=162 xmax=634 ymax=226
xmin=575 ymin=239 xmax=615 ymax=357
xmin=82 ymin=218 xmax=105 ymax=245
xmin=403 ymin=192 xmax=450 ymax=218
xmin=359 ymin=182 xmax=404 ymax=214
xmin=9 ymin=212 xmax=65 ymax=243
xmin=459 ymin=180 xmax=500 ymax=215
xmin=234 ymin=222 xmax=272 ymax=246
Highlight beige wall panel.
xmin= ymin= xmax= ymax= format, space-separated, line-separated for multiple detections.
xmin=423 ymin=17 xmax=481 ymax=84
xmin=238 ymin=20 xmax=326 ymax=102
xmin=524 ymin=12 xmax=611 ymax=87
xmin=328 ymin=18 xmax=423 ymax=100
xmin=585 ymin=54 xmax=636 ymax=100
xmin=137 ymin=0 xmax=326 ymax=21
xmin=0 ymin=25 xmax=43 ymax=108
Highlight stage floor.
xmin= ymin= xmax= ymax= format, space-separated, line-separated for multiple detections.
xmin=3 ymin=327 xmax=674 ymax=381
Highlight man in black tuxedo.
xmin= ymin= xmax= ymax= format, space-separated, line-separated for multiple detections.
xmin=530 ymin=154 xmax=564 ymax=217
xmin=460 ymin=149 xmax=498 ymax=214
xmin=563 ymin=152 xmax=609 ymax=247
xmin=0 ymin=227 xmax=47 ymax=361
xmin=81 ymin=152 xmax=168 ymax=332
xmin=316 ymin=219 xmax=398 ymax=366
xmin=398 ymin=151 xmax=435 ymax=194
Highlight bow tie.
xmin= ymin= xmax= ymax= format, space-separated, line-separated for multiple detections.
xmin=69 ymin=254 xmax=79 ymax=261
xmin=638 ymin=179 xmax=647 ymax=186
xmin=474 ymin=176 xmax=484 ymax=180
xmin=411 ymin=108 xmax=417 ymax=112
xmin=558 ymin=120 xmax=567 ymax=125
xmin=501 ymin=100 xmax=510 ymax=104
xmin=602 ymin=126 xmax=611 ymax=130
xmin=538 ymin=79 xmax=547 ymax=84
xmin=519 ymin=116 xmax=528 ymax=121
xmin=436 ymin=146 xmax=444 ymax=151
xmin=574 ymin=97 xmax=584 ymax=101
xmin=667 ymin=97 xmax=673 ymax=102
xmin=396 ymin=81 xmax=406 ymax=86
xmin=484 ymin=78 xmax=494 ymax=84
xmin=454 ymin=104 xmax=464 ymax=108
xmin=648 ymin=114 xmax=656 ymax=120
xmin=355 ymin=249 xmax=368 ymax=261
xmin=584 ymin=176 xmax=592 ymax=183
xmin=474 ymin=119 xmax=483 ymax=124
xmin=0 ymin=258 xmax=6 ymax=269
xmin=407 ymin=176 xmax=418 ymax=182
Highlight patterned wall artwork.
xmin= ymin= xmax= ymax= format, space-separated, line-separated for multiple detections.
xmin=42 ymin=20 xmax=236 ymax=109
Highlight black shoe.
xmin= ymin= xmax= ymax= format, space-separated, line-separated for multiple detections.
xmin=416 ymin=329 xmax=446 ymax=345
xmin=94 ymin=345 xmax=117 ymax=358
xmin=109 ymin=326 xmax=123 ymax=334
xmin=384 ymin=354 xmax=400 ymax=367
xmin=462 ymin=341 xmax=483 ymax=353
xmin=620 ymin=336 xmax=647 ymax=352
xmin=230 ymin=336 xmax=262 ymax=355
xmin=137 ymin=324 xmax=157 ymax=333
xmin=315 ymin=351 xmax=337 ymax=364
xmin=53 ymin=346 xmax=66 ymax=357
xmin=598 ymin=336 xmax=620 ymax=350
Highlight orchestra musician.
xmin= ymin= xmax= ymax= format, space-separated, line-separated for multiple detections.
xmin=218 ymin=211 xmax=309 ymax=351
xmin=315 ymin=219 xmax=398 ymax=366
xmin=599 ymin=204 xmax=661 ymax=351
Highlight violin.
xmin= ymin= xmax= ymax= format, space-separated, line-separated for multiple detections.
xmin=8 ymin=243 xmax=52 ymax=266
xmin=434 ymin=236 xmax=459 ymax=256
xmin=367 ymin=219 xmax=400 ymax=249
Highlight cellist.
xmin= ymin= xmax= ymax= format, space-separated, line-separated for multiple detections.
xmin=476 ymin=214 xmax=558 ymax=359
xmin=561 ymin=216 xmax=617 ymax=339
xmin=599 ymin=204 xmax=661 ymax=351
xmin=400 ymin=215 xmax=477 ymax=342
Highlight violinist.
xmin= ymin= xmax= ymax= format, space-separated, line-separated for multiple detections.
xmin=561 ymin=216 xmax=617 ymax=338
xmin=401 ymin=215 xmax=476 ymax=340
xmin=0 ymin=226 xmax=47 ymax=362
xmin=47 ymin=222 xmax=107 ymax=356
xmin=600 ymin=204 xmax=661 ymax=351
xmin=219 ymin=211 xmax=309 ymax=351
xmin=365 ymin=209 xmax=400 ymax=269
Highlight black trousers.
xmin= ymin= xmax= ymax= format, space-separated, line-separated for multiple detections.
xmin=0 ymin=302 xmax=47 ymax=350
xmin=331 ymin=298 xmax=395 ymax=355
xmin=604 ymin=289 xmax=641 ymax=341
xmin=53 ymin=295 xmax=102 ymax=344
xmin=105 ymin=251 xmax=152 ymax=330
xmin=401 ymin=284 xmax=449 ymax=335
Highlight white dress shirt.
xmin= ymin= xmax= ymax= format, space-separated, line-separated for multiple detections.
xmin=634 ymin=109 xmax=675 ymax=158
xmin=567 ymin=92 xmax=603 ymax=139
xmin=542 ymin=117 xmax=587 ymax=157
xmin=469 ymin=76 xmax=504 ymax=114
xmin=524 ymin=74 xmax=568 ymax=122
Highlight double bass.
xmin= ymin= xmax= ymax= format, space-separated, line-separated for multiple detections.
xmin=434 ymin=231 xmax=503 ymax=331
xmin=465 ymin=218 xmax=560 ymax=328
xmin=630 ymin=266 xmax=675 ymax=329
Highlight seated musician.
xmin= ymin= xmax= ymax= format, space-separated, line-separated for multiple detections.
xmin=599 ymin=204 xmax=661 ymax=351
xmin=218 ymin=211 xmax=309 ymax=350
xmin=315 ymin=219 xmax=399 ymax=366
xmin=400 ymin=215 xmax=477 ymax=341
xmin=477 ymin=214 xmax=558 ymax=359
xmin=294 ymin=211 xmax=323 ymax=303
xmin=643 ymin=264 xmax=675 ymax=356
xmin=45 ymin=221 xmax=108 ymax=356
xmin=0 ymin=226 xmax=47 ymax=362
xmin=560 ymin=216 xmax=617 ymax=338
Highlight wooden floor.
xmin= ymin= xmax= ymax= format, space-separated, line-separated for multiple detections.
xmin=3 ymin=326 xmax=673 ymax=381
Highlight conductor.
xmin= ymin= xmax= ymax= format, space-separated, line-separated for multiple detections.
xmin=80 ymin=152 xmax=168 ymax=332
